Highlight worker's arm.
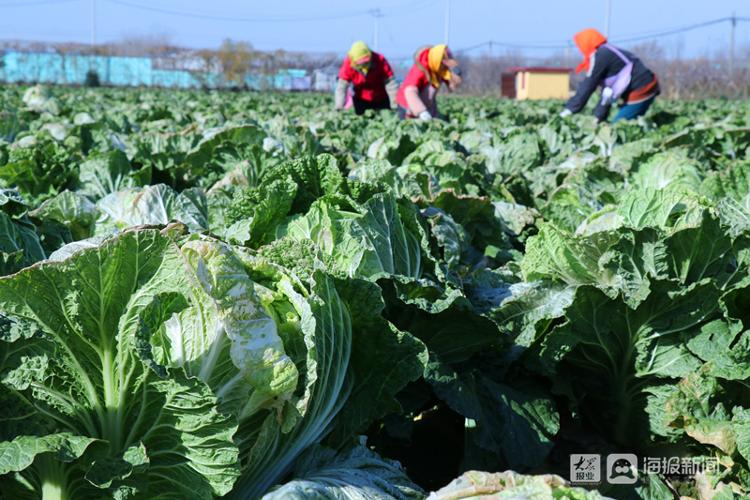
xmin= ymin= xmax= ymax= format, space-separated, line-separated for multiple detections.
xmin=593 ymin=87 xmax=613 ymax=122
xmin=404 ymin=85 xmax=428 ymax=116
xmin=564 ymin=52 xmax=609 ymax=114
xmin=385 ymin=77 xmax=398 ymax=108
xmin=447 ymin=67 xmax=462 ymax=92
xmin=334 ymin=79 xmax=350 ymax=110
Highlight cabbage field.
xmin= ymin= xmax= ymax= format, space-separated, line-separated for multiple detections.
xmin=1 ymin=85 xmax=750 ymax=499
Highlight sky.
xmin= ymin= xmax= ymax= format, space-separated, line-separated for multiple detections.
xmin=0 ymin=0 xmax=748 ymax=62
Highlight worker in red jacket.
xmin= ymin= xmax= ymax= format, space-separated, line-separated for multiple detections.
xmin=396 ymin=44 xmax=462 ymax=120
xmin=335 ymin=41 xmax=398 ymax=115
xmin=561 ymin=28 xmax=660 ymax=123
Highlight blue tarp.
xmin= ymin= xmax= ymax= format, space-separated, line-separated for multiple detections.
xmin=0 ymin=52 xmax=151 ymax=86
xmin=0 ymin=50 xmax=314 ymax=90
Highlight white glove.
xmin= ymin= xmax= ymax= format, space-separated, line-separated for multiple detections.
xmin=559 ymin=109 xmax=572 ymax=118
xmin=418 ymin=111 xmax=432 ymax=121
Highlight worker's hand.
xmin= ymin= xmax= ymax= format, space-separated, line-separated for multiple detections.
xmin=559 ymin=109 xmax=572 ymax=118
xmin=448 ymin=69 xmax=462 ymax=91
xmin=418 ymin=111 xmax=432 ymax=121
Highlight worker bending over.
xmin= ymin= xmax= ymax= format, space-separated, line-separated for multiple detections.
xmin=335 ymin=41 xmax=398 ymax=115
xmin=561 ymin=28 xmax=659 ymax=123
xmin=396 ymin=44 xmax=462 ymax=120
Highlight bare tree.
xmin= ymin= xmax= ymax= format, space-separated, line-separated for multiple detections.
xmin=109 ymin=33 xmax=177 ymax=57
xmin=217 ymin=39 xmax=254 ymax=86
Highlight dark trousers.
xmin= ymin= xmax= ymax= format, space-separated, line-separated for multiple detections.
xmin=353 ymin=97 xmax=390 ymax=115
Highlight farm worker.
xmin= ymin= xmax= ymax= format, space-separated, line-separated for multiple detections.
xmin=396 ymin=44 xmax=462 ymax=120
xmin=335 ymin=41 xmax=399 ymax=115
xmin=560 ymin=28 xmax=660 ymax=123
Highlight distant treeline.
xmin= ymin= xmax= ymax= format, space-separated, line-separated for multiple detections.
xmin=1 ymin=38 xmax=748 ymax=98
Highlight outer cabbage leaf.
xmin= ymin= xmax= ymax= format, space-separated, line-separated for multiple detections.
xmin=485 ymin=281 xmax=576 ymax=356
xmin=324 ymin=278 xmax=428 ymax=448
xmin=151 ymin=238 xmax=300 ymax=418
xmin=262 ymin=441 xmax=424 ymax=500
xmin=0 ymin=230 xmax=240 ymax=498
xmin=29 ymin=190 xmax=99 ymax=241
xmin=523 ymin=213 xmax=738 ymax=308
xmin=0 ymin=433 xmax=104 ymax=500
xmin=427 ymin=470 xmax=608 ymax=499
xmin=229 ymin=266 xmax=354 ymax=498
xmin=0 ymin=209 xmax=45 ymax=275
xmin=520 ymin=223 xmax=620 ymax=293
xmin=714 ymin=192 xmax=750 ymax=240
xmin=615 ymin=186 xmax=705 ymax=231
xmin=1 ymin=136 xmax=80 ymax=204
xmin=78 ymin=150 xmax=151 ymax=200
xmin=223 ymin=176 xmax=297 ymax=246
xmin=629 ymin=150 xmax=702 ymax=193
xmin=96 ymin=184 xmax=208 ymax=233
xmin=223 ymin=153 xmax=344 ymax=247
xmin=539 ymin=281 xmax=716 ymax=445
xmin=426 ymin=359 xmax=559 ymax=471
xmin=283 ymin=192 xmax=425 ymax=281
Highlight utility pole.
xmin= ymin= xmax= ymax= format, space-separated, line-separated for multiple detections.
xmin=488 ymin=40 xmax=493 ymax=58
xmin=90 ymin=0 xmax=97 ymax=47
xmin=730 ymin=12 xmax=737 ymax=78
xmin=444 ymin=0 xmax=451 ymax=45
xmin=371 ymin=9 xmax=382 ymax=52
xmin=604 ymin=0 xmax=611 ymax=37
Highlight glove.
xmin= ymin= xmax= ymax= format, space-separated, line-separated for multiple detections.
xmin=418 ymin=111 xmax=432 ymax=121
xmin=559 ymin=109 xmax=572 ymax=118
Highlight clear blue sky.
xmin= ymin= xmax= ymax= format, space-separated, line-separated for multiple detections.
xmin=0 ymin=0 xmax=748 ymax=61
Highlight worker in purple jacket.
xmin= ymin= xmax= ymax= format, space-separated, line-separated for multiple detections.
xmin=561 ymin=28 xmax=660 ymax=123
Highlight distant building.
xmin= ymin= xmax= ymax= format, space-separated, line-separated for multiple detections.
xmin=312 ymin=67 xmax=338 ymax=92
xmin=501 ymin=67 xmax=571 ymax=100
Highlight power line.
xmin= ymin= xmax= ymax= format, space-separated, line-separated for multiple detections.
xmin=105 ymin=0 xmax=438 ymax=23
xmin=106 ymin=0 xmax=374 ymax=22
xmin=457 ymin=41 xmax=490 ymax=53
xmin=458 ymin=40 xmax=568 ymax=52
xmin=457 ymin=16 xmax=750 ymax=55
xmin=606 ymin=17 xmax=724 ymax=39
xmin=610 ymin=17 xmax=735 ymax=44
